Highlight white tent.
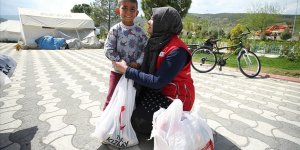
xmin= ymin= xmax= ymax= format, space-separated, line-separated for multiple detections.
xmin=0 ymin=20 xmax=21 ymax=42
xmin=19 ymin=8 xmax=101 ymax=49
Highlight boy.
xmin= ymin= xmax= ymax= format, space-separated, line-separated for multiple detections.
xmin=103 ymin=0 xmax=147 ymax=110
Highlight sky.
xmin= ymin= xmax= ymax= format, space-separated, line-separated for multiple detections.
xmin=0 ymin=0 xmax=299 ymax=17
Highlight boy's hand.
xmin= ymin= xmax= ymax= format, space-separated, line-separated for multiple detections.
xmin=128 ymin=62 xmax=141 ymax=69
xmin=113 ymin=60 xmax=128 ymax=74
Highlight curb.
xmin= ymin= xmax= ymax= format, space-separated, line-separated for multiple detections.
xmin=221 ymin=67 xmax=300 ymax=83
xmin=258 ymin=73 xmax=300 ymax=83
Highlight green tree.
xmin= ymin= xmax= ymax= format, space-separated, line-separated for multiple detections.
xmin=141 ymin=0 xmax=192 ymax=20
xmin=71 ymin=3 xmax=92 ymax=16
xmin=182 ymin=15 xmax=205 ymax=38
xmin=230 ymin=24 xmax=244 ymax=38
xmin=241 ymin=2 xmax=281 ymax=33
xmin=197 ymin=16 xmax=213 ymax=38
xmin=184 ymin=21 xmax=193 ymax=32
xmin=90 ymin=0 xmax=120 ymax=29
xmin=229 ymin=24 xmax=244 ymax=50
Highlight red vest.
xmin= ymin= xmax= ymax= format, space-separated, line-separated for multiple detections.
xmin=156 ymin=35 xmax=195 ymax=111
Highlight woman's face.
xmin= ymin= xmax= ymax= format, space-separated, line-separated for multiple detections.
xmin=147 ymin=18 xmax=153 ymax=35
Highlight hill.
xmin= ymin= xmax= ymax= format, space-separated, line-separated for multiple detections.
xmin=0 ymin=15 xmax=19 ymax=21
xmin=187 ymin=13 xmax=300 ymax=33
xmin=1 ymin=13 xmax=299 ymax=35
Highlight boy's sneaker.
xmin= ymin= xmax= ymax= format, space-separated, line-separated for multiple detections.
xmin=102 ymin=141 xmax=109 ymax=145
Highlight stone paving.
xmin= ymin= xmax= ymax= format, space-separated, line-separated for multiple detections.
xmin=0 ymin=43 xmax=299 ymax=150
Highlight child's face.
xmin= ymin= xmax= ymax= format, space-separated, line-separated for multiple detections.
xmin=116 ymin=1 xmax=138 ymax=26
xmin=147 ymin=18 xmax=153 ymax=35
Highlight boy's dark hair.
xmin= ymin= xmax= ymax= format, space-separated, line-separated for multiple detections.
xmin=117 ymin=0 xmax=138 ymax=8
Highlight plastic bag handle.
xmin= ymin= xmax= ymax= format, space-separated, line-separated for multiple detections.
xmin=119 ymin=106 xmax=126 ymax=131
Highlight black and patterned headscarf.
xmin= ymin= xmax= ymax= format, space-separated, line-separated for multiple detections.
xmin=141 ymin=7 xmax=183 ymax=74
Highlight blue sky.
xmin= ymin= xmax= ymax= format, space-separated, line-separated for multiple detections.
xmin=0 ymin=0 xmax=298 ymax=17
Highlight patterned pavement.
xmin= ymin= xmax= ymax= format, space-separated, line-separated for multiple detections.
xmin=0 ymin=43 xmax=299 ymax=150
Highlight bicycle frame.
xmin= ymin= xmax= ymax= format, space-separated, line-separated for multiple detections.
xmin=213 ymin=41 xmax=244 ymax=61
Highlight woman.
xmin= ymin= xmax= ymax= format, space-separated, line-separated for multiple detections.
xmin=113 ymin=6 xmax=195 ymax=134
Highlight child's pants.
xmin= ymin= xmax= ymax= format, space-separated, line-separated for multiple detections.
xmin=102 ymin=71 xmax=122 ymax=110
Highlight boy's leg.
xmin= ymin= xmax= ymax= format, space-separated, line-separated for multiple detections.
xmin=102 ymin=71 xmax=122 ymax=110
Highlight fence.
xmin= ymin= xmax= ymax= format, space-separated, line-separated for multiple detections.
xmin=250 ymin=43 xmax=282 ymax=54
xmin=182 ymin=37 xmax=299 ymax=57
xmin=250 ymin=43 xmax=298 ymax=56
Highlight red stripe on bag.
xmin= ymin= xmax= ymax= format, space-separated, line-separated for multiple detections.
xmin=201 ymin=139 xmax=214 ymax=150
xmin=119 ymin=106 xmax=126 ymax=131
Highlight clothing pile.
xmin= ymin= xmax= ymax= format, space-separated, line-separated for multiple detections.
xmin=35 ymin=35 xmax=66 ymax=50
xmin=0 ymin=54 xmax=17 ymax=89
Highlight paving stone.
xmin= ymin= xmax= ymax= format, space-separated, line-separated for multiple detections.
xmin=1 ymin=43 xmax=299 ymax=150
xmin=244 ymin=128 xmax=280 ymax=149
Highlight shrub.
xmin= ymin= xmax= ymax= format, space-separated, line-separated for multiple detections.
xmin=225 ymin=32 xmax=231 ymax=39
xmin=279 ymin=42 xmax=300 ymax=61
xmin=187 ymin=32 xmax=192 ymax=39
xmin=208 ymin=29 xmax=218 ymax=39
xmin=280 ymin=29 xmax=292 ymax=40
xmin=260 ymin=34 xmax=267 ymax=41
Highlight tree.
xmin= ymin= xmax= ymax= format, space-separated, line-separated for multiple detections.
xmin=241 ymin=2 xmax=281 ymax=33
xmin=141 ymin=0 xmax=192 ymax=20
xmin=230 ymin=24 xmax=244 ymax=38
xmin=229 ymin=24 xmax=244 ymax=50
xmin=90 ymin=0 xmax=120 ymax=29
xmin=71 ymin=3 xmax=92 ymax=16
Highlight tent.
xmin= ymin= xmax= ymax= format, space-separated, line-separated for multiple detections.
xmin=18 ymin=8 xmax=101 ymax=49
xmin=0 ymin=20 xmax=21 ymax=42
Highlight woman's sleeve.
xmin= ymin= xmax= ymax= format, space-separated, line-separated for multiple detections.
xmin=125 ymin=48 xmax=189 ymax=89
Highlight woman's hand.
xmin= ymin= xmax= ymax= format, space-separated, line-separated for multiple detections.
xmin=128 ymin=62 xmax=141 ymax=69
xmin=113 ymin=60 xmax=128 ymax=74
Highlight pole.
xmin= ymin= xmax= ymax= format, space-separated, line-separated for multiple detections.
xmin=292 ymin=0 xmax=299 ymax=40
xmin=108 ymin=0 xmax=111 ymax=30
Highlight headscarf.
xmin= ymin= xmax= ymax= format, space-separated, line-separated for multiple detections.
xmin=141 ymin=7 xmax=183 ymax=74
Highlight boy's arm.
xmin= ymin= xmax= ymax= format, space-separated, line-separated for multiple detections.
xmin=104 ymin=27 xmax=120 ymax=61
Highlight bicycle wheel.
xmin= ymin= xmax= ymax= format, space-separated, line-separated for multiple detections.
xmin=238 ymin=49 xmax=261 ymax=78
xmin=191 ymin=47 xmax=217 ymax=73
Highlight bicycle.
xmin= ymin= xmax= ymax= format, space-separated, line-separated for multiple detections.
xmin=191 ymin=28 xmax=261 ymax=78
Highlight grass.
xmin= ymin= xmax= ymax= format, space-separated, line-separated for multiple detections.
xmin=258 ymin=56 xmax=300 ymax=77
xmin=222 ymin=55 xmax=300 ymax=78
xmin=192 ymin=52 xmax=300 ymax=78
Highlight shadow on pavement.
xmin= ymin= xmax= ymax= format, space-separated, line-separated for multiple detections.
xmin=208 ymin=72 xmax=238 ymax=78
xmin=97 ymin=133 xmax=153 ymax=150
xmin=208 ymin=71 xmax=269 ymax=81
xmin=0 ymin=126 xmax=38 ymax=150
xmin=97 ymin=130 xmax=240 ymax=150
xmin=214 ymin=130 xmax=241 ymax=150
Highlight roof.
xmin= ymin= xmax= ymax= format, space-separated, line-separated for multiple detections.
xmin=0 ymin=20 xmax=20 ymax=33
xmin=18 ymin=8 xmax=95 ymax=29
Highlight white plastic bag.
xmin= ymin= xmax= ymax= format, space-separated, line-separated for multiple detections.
xmin=151 ymin=99 xmax=214 ymax=150
xmin=93 ymin=75 xmax=138 ymax=148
